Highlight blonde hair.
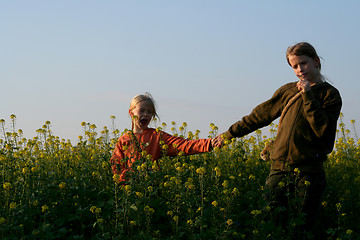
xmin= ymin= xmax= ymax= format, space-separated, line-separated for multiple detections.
xmin=129 ymin=92 xmax=159 ymax=130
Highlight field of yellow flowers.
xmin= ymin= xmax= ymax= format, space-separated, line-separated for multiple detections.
xmin=1 ymin=114 xmax=359 ymax=239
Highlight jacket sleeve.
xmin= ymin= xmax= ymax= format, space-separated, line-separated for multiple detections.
xmin=110 ymin=140 xmax=128 ymax=182
xmin=302 ymin=87 xmax=342 ymax=146
xmin=224 ymin=88 xmax=283 ymax=139
xmin=160 ymin=131 xmax=212 ymax=156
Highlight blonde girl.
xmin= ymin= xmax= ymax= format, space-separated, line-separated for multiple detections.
xmin=110 ymin=93 xmax=213 ymax=184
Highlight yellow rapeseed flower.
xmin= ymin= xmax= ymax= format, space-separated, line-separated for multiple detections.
xmin=336 ymin=203 xmax=342 ymax=211
xmin=185 ymin=181 xmax=195 ymax=190
xmin=3 ymin=182 xmax=11 ymax=191
xmin=41 ymin=205 xmax=49 ymax=213
xmin=0 ymin=217 xmax=6 ymax=224
xmin=113 ymin=174 xmax=120 ymax=182
xmin=196 ymin=167 xmax=206 ymax=175
xmin=141 ymin=163 xmax=147 ymax=171
xmin=214 ymin=167 xmax=221 ymax=176
xmin=152 ymin=162 xmax=158 ymax=170
xmin=212 ymin=201 xmax=218 ymax=207
xmin=90 ymin=206 xmax=97 ymax=214
xmin=222 ymin=180 xmax=229 ymax=188
xmin=9 ymin=202 xmax=17 ymax=209
xmin=59 ymin=182 xmax=66 ymax=189
xmin=136 ymin=192 xmax=143 ymax=198
xmin=232 ymin=188 xmax=239 ymax=195
xmin=248 ymin=174 xmax=255 ymax=180
xmin=144 ymin=206 xmax=155 ymax=215
xmin=124 ymin=185 xmax=132 ymax=192
xmin=251 ymin=209 xmax=262 ymax=215
xmin=226 ymin=219 xmax=233 ymax=226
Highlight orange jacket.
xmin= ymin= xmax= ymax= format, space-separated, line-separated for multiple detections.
xmin=110 ymin=128 xmax=212 ymax=183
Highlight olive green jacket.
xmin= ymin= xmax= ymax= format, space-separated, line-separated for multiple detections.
xmin=224 ymin=81 xmax=342 ymax=172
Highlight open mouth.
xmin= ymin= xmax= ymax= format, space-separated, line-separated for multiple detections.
xmin=140 ymin=118 xmax=149 ymax=125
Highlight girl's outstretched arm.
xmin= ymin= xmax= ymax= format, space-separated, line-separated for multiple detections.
xmin=160 ymin=131 xmax=212 ymax=156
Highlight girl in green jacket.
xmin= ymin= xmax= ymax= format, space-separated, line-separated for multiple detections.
xmin=213 ymin=42 xmax=342 ymax=239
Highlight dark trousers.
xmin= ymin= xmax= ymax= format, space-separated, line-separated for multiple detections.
xmin=264 ymin=169 xmax=326 ymax=239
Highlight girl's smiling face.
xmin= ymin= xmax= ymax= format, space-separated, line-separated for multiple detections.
xmin=129 ymin=101 xmax=154 ymax=133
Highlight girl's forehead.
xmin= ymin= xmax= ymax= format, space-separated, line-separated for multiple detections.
xmin=136 ymin=101 xmax=154 ymax=110
xmin=137 ymin=100 xmax=150 ymax=107
xmin=288 ymin=55 xmax=312 ymax=63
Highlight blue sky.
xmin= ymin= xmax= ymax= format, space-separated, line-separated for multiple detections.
xmin=1 ymin=1 xmax=360 ymax=142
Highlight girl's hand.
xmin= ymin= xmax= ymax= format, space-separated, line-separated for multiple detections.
xmin=297 ymin=79 xmax=311 ymax=92
xmin=212 ymin=134 xmax=225 ymax=148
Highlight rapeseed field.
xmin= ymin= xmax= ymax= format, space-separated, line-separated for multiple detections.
xmin=0 ymin=114 xmax=359 ymax=239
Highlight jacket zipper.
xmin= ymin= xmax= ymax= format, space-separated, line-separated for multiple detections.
xmin=283 ymin=100 xmax=303 ymax=170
